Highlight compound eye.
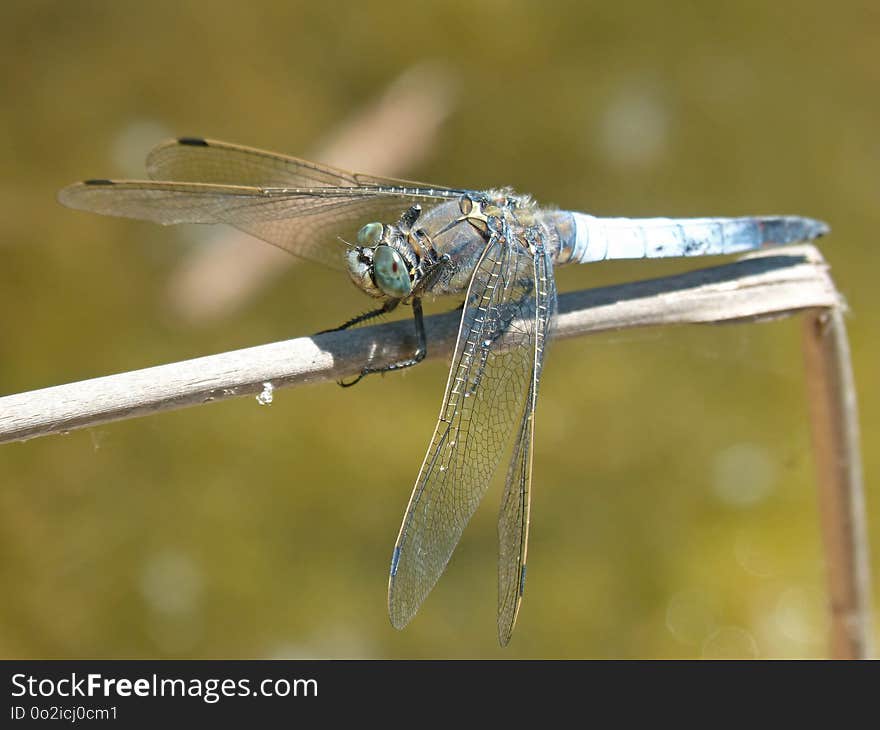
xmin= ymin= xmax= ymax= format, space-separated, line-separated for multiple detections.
xmin=356 ymin=222 xmax=384 ymax=246
xmin=372 ymin=245 xmax=412 ymax=298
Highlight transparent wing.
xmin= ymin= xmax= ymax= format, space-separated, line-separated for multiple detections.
xmin=387 ymin=224 xmax=540 ymax=630
xmin=497 ymin=240 xmax=556 ymax=646
xmin=58 ymin=178 xmax=463 ymax=271
xmin=145 ymin=137 xmax=464 ymax=192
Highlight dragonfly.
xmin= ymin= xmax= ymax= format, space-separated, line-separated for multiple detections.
xmin=58 ymin=137 xmax=829 ymax=645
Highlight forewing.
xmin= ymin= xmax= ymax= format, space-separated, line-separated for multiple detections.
xmin=58 ymin=180 xmax=301 ymax=225
xmin=146 ymin=137 xmax=465 ymax=192
xmin=388 ymin=228 xmax=539 ymax=630
xmin=58 ymin=179 xmax=458 ymax=271
xmin=497 ymin=242 xmax=556 ymax=646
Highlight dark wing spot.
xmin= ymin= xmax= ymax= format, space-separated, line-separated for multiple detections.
xmin=83 ymin=179 xmax=115 ymax=185
xmin=392 ymin=261 xmax=398 ymax=272
xmin=178 ymin=137 xmax=209 ymax=147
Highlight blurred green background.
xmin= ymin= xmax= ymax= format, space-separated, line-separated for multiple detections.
xmin=0 ymin=1 xmax=876 ymax=658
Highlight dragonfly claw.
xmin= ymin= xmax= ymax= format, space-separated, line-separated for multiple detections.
xmin=338 ymin=372 xmax=366 ymax=388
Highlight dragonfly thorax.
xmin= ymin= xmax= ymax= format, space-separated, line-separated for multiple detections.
xmin=345 ymin=195 xmax=527 ymax=303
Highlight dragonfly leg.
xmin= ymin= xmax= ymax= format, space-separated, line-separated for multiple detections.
xmin=412 ymin=253 xmax=452 ymax=297
xmin=315 ymin=299 xmax=400 ymax=335
xmin=339 ymin=298 xmax=427 ymax=388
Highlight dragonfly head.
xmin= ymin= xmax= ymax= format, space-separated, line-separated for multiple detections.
xmin=346 ymin=221 xmax=414 ymax=300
